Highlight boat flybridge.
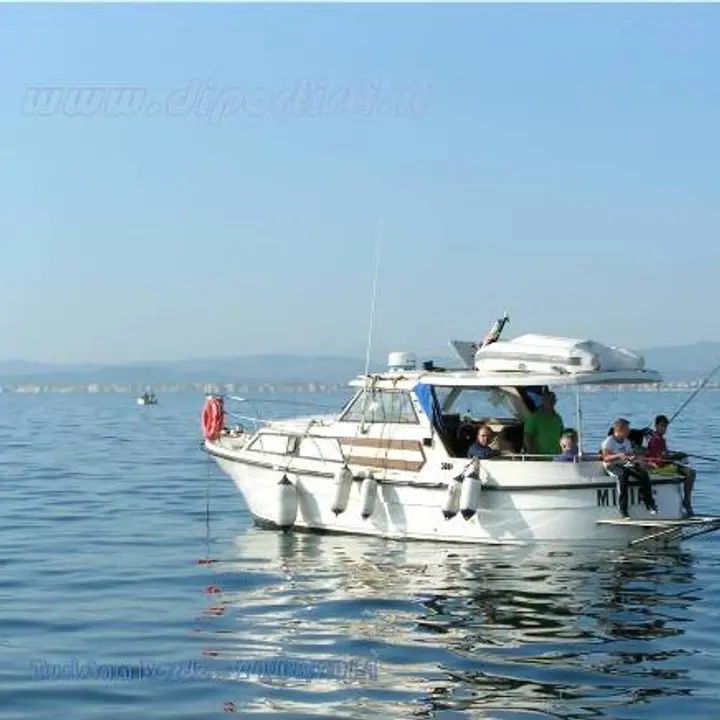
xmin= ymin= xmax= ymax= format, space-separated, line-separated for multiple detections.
xmin=200 ymin=329 xmax=720 ymax=548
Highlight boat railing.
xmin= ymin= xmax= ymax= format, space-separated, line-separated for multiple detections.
xmin=476 ymin=454 xmax=682 ymax=478
xmin=469 ymin=453 xmax=604 ymax=462
xmin=223 ymin=395 xmax=341 ymax=428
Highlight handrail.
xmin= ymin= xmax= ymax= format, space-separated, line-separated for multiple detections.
xmin=475 ymin=453 xmax=604 ymax=462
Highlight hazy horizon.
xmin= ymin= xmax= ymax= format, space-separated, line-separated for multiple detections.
xmin=4 ymin=337 xmax=720 ymax=369
xmin=3 ymin=5 xmax=719 ymax=364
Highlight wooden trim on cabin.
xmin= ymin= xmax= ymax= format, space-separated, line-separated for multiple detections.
xmin=347 ymin=455 xmax=424 ymax=472
xmin=339 ymin=436 xmax=423 ymax=452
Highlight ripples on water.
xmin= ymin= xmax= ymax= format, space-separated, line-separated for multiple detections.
xmin=2 ymin=391 xmax=720 ymax=718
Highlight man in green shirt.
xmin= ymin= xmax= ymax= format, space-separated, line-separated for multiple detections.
xmin=524 ymin=391 xmax=564 ymax=456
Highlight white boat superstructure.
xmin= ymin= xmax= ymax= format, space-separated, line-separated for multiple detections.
xmin=201 ymin=329 xmax=720 ymax=548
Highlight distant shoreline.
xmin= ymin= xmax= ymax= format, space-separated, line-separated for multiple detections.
xmin=2 ymin=382 xmax=346 ymax=395
xmin=3 ymin=381 xmax=720 ymax=395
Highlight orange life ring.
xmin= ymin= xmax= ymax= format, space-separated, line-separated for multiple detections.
xmin=201 ymin=396 xmax=225 ymax=441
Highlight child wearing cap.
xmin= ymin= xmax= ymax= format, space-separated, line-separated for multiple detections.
xmin=601 ymin=418 xmax=658 ymax=517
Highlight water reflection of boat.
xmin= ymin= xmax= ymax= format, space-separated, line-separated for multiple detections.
xmin=196 ymin=530 xmax=701 ymax=717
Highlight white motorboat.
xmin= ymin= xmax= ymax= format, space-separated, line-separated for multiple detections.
xmin=200 ymin=323 xmax=720 ymax=548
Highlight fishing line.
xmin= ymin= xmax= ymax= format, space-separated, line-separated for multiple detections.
xmin=668 ymin=358 xmax=720 ymax=425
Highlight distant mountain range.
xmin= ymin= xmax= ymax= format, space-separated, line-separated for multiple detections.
xmin=0 ymin=355 xmax=377 ymax=386
xmin=2 ymin=342 xmax=720 ymax=385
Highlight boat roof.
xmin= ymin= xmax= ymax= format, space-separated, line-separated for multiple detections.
xmin=351 ymin=331 xmax=663 ymax=390
xmin=349 ymin=367 xmax=663 ymax=390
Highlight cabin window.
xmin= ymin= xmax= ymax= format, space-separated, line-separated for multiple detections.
xmin=340 ymin=390 xmax=419 ymax=424
xmin=445 ymin=388 xmax=518 ymax=420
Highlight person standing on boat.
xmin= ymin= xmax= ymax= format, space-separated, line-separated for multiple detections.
xmin=523 ymin=390 xmax=564 ymax=455
xmin=645 ymin=414 xmax=695 ymax=517
xmin=601 ymin=418 xmax=658 ymax=517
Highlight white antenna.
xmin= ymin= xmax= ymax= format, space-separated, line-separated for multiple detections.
xmin=359 ymin=220 xmax=382 ymax=432
xmin=362 ymin=219 xmax=382 ymax=379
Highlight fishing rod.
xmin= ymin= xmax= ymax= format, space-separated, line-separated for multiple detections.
xmin=634 ymin=362 xmax=720 ymax=466
xmin=667 ymin=357 xmax=720 ymax=425
xmin=685 ymin=453 xmax=720 ymax=463
xmin=653 ymin=450 xmax=720 ymax=464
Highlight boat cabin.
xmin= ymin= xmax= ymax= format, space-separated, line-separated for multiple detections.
xmin=341 ymin=335 xmax=662 ymax=460
xmin=341 ymin=379 xmax=532 ymax=458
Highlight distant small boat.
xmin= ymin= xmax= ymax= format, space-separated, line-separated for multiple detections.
xmin=137 ymin=390 xmax=158 ymax=405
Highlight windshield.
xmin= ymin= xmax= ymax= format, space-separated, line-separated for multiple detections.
xmin=441 ymin=387 xmax=520 ymax=420
xmin=339 ymin=389 xmax=419 ymax=424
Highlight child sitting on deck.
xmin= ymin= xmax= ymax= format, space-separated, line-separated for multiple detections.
xmin=601 ymin=418 xmax=658 ymax=518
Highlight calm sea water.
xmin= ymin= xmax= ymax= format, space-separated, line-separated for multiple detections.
xmin=2 ymin=389 xmax=720 ymax=719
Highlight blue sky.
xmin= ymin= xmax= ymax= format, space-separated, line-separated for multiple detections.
xmin=1 ymin=4 xmax=719 ymax=363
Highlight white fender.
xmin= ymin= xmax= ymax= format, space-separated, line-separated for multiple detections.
xmin=459 ymin=474 xmax=483 ymax=520
xmin=331 ymin=466 xmax=354 ymax=515
xmin=359 ymin=474 xmax=378 ymax=520
xmin=442 ymin=476 xmax=463 ymax=519
xmin=276 ymin=473 xmax=298 ymax=529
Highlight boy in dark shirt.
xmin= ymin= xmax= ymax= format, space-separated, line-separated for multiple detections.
xmin=553 ymin=430 xmax=579 ymax=462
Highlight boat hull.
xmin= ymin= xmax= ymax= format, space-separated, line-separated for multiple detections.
xmin=209 ymin=448 xmax=689 ymax=547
